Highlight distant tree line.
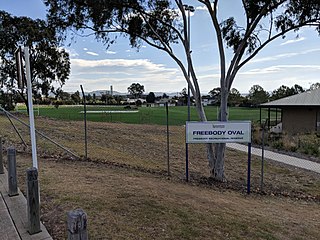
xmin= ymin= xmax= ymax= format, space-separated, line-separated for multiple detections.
xmin=208 ymin=83 xmax=320 ymax=107
xmin=1 ymin=82 xmax=319 ymax=110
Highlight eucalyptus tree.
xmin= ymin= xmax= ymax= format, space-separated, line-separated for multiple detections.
xmin=248 ymin=85 xmax=269 ymax=106
xmin=0 ymin=10 xmax=70 ymax=110
xmin=45 ymin=0 xmax=320 ymax=181
xmin=270 ymin=84 xmax=304 ymax=100
xmin=127 ymin=83 xmax=145 ymax=99
xmin=309 ymin=82 xmax=320 ymax=90
xmin=146 ymin=92 xmax=156 ymax=103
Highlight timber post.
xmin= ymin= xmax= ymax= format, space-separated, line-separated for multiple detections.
xmin=26 ymin=167 xmax=41 ymax=234
xmin=0 ymin=137 xmax=4 ymax=174
xmin=67 ymin=209 xmax=88 ymax=240
xmin=7 ymin=147 xmax=18 ymax=196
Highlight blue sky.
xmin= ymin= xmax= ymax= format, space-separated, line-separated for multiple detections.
xmin=1 ymin=0 xmax=320 ymax=94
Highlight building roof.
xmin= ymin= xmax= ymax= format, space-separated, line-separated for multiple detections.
xmin=260 ymin=88 xmax=320 ymax=107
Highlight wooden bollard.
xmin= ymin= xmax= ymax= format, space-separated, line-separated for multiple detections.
xmin=26 ymin=167 xmax=41 ymax=235
xmin=0 ymin=137 xmax=4 ymax=174
xmin=67 ymin=209 xmax=88 ymax=240
xmin=8 ymin=147 xmax=18 ymax=196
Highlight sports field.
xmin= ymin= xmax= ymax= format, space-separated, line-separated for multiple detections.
xmin=16 ymin=105 xmax=276 ymax=125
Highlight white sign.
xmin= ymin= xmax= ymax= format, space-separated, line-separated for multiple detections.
xmin=186 ymin=121 xmax=251 ymax=143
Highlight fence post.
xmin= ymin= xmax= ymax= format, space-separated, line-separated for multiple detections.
xmin=7 ymin=147 xmax=18 ymax=196
xmin=67 ymin=209 xmax=88 ymax=240
xmin=26 ymin=167 xmax=41 ymax=234
xmin=261 ymin=125 xmax=265 ymax=192
xmin=0 ymin=137 xmax=4 ymax=174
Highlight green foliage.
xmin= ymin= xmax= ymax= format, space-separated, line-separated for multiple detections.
xmin=248 ymin=85 xmax=269 ymax=106
xmin=228 ymin=88 xmax=243 ymax=106
xmin=209 ymin=87 xmax=221 ymax=105
xmin=71 ymin=91 xmax=81 ymax=104
xmin=309 ymin=82 xmax=320 ymax=90
xmin=271 ymin=140 xmax=283 ymax=150
xmin=297 ymin=134 xmax=320 ymax=157
xmin=0 ymin=10 xmax=70 ymax=107
xmin=0 ymin=90 xmax=15 ymax=111
xmin=255 ymin=132 xmax=320 ymax=157
xmin=146 ymin=92 xmax=156 ymax=103
xmin=44 ymin=0 xmax=180 ymax=49
xmin=270 ymin=84 xmax=304 ymax=100
xmin=127 ymin=83 xmax=145 ymax=98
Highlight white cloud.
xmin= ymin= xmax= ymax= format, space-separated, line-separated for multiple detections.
xmin=71 ymin=58 xmax=174 ymax=71
xmin=280 ymin=37 xmax=306 ymax=46
xmin=303 ymin=48 xmax=320 ymax=54
xmin=83 ymin=48 xmax=88 ymax=51
xmin=251 ymin=53 xmax=299 ymax=63
xmin=196 ymin=3 xmax=214 ymax=11
xmin=86 ymin=51 xmax=99 ymax=56
xmin=65 ymin=58 xmax=182 ymax=92
xmin=251 ymin=48 xmax=320 ymax=64
xmin=106 ymin=50 xmax=117 ymax=55
xmin=241 ymin=64 xmax=320 ymax=75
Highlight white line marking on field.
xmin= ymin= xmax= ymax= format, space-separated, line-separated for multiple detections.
xmin=79 ymin=110 xmax=139 ymax=114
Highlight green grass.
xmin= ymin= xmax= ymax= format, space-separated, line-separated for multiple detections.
xmin=16 ymin=105 xmax=277 ymax=125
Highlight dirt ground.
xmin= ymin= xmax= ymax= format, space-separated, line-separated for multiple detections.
xmin=1 ymin=114 xmax=320 ymax=239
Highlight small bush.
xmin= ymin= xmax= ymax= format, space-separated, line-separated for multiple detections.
xmin=271 ymin=140 xmax=283 ymax=150
xmin=53 ymin=100 xmax=63 ymax=109
xmin=263 ymin=132 xmax=320 ymax=157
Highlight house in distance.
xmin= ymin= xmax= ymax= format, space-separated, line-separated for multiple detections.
xmin=260 ymin=88 xmax=320 ymax=134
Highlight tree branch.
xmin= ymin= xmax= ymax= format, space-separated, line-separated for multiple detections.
xmin=225 ymin=0 xmax=287 ymax=89
xmin=205 ymin=0 xmax=227 ymax=89
xmin=238 ymin=21 xmax=318 ymax=70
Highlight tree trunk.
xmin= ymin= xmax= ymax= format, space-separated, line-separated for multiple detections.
xmin=193 ymin=91 xmax=216 ymax=177
xmin=213 ymin=143 xmax=225 ymax=181
xmin=213 ymin=86 xmax=228 ymax=181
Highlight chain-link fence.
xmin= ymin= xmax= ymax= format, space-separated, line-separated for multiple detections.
xmin=0 ymin=109 xmax=319 ymax=200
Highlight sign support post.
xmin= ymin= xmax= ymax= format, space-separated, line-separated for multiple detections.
xmin=247 ymin=142 xmax=252 ymax=194
xmin=165 ymin=102 xmax=170 ymax=176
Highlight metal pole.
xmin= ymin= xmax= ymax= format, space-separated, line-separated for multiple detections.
xmin=268 ymin=108 xmax=271 ymax=129
xmin=0 ymin=137 xmax=3 ymax=174
xmin=184 ymin=4 xmax=194 ymax=183
xmin=187 ymin=9 xmax=191 ymax=122
xmin=247 ymin=143 xmax=252 ymax=194
xmin=80 ymin=85 xmax=88 ymax=159
xmin=166 ymin=102 xmax=170 ymax=176
xmin=186 ymin=10 xmax=191 ymax=183
xmin=24 ymin=47 xmax=38 ymax=169
xmin=259 ymin=107 xmax=262 ymax=124
xmin=261 ymin=125 xmax=265 ymax=192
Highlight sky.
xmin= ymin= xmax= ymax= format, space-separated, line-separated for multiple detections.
xmin=1 ymin=0 xmax=320 ymax=95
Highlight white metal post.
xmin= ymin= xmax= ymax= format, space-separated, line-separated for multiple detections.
xmin=24 ymin=47 xmax=38 ymax=169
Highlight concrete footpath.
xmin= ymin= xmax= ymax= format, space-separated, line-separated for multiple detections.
xmin=227 ymin=143 xmax=320 ymax=174
xmin=0 ymin=169 xmax=52 ymax=240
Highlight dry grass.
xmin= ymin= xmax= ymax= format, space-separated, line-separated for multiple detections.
xmin=0 ymin=113 xmax=320 ymax=239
